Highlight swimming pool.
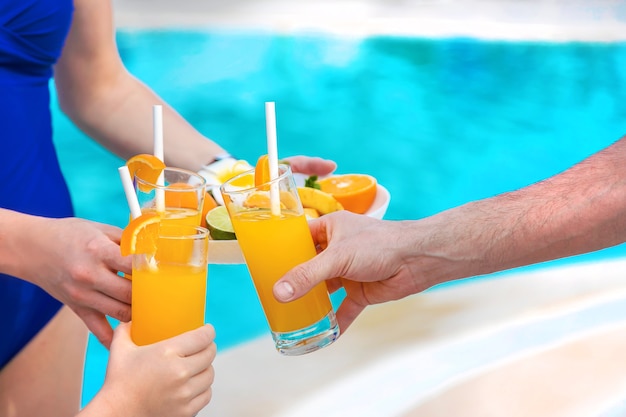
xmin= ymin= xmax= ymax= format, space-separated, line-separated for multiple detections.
xmin=50 ymin=29 xmax=626 ymax=406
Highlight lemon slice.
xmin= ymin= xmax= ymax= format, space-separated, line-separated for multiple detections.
xmin=202 ymin=159 xmax=252 ymax=186
xmin=205 ymin=206 xmax=236 ymax=240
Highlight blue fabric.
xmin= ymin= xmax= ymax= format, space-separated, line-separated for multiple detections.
xmin=0 ymin=0 xmax=75 ymax=369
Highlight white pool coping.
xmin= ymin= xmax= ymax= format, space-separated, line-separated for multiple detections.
xmin=200 ymin=258 xmax=626 ymax=416
xmin=112 ymin=0 xmax=626 ymax=41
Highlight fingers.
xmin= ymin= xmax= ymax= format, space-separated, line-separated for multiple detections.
xmin=80 ymin=311 xmax=115 ymax=348
xmin=273 ymin=249 xmax=343 ymax=302
xmin=181 ymin=353 xmax=216 ymax=415
xmin=180 ymin=336 xmax=217 ymax=378
xmin=158 ymin=324 xmax=216 ymax=358
xmin=325 ymin=277 xmax=345 ymax=294
xmin=97 ymin=222 xmax=124 ymax=244
xmin=92 ymin=235 xmax=133 ymax=283
xmin=184 ymin=360 xmax=216 ymax=399
xmin=186 ymin=381 xmax=214 ymax=416
xmin=335 ymin=297 xmax=366 ymax=333
xmin=78 ymin=282 xmax=131 ymax=322
xmin=284 ymin=156 xmax=337 ymax=176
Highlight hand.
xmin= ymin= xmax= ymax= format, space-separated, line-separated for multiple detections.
xmin=273 ymin=211 xmax=429 ymax=332
xmin=91 ymin=323 xmax=216 ymax=417
xmin=19 ymin=216 xmax=132 ymax=348
xmin=282 ymin=155 xmax=337 ymax=177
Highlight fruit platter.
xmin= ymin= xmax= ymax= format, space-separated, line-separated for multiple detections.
xmin=206 ymin=167 xmax=391 ymax=264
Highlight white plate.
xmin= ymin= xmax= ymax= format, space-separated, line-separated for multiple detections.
xmin=208 ymin=184 xmax=391 ymax=264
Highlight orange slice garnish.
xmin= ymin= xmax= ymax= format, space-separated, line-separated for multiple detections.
xmin=254 ymin=154 xmax=270 ymax=187
xmin=317 ymin=174 xmax=377 ymax=214
xmin=242 ymin=190 xmax=297 ymax=211
xmin=120 ymin=213 xmax=161 ymax=256
xmin=243 ymin=192 xmax=275 ymax=209
xmin=126 ymin=154 xmax=166 ymax=184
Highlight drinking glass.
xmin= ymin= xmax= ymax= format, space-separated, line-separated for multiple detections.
xmin=134 ymin=167 xmax=206 ymax=227
xmin=220 ymin=164 xmax=339 ymax=355
xmin=131 ymin=224 xmax=209 ymax=346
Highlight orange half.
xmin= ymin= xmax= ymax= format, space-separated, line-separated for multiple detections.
xmin=120 ymin=213 xmax=161 ymax=256
xmin=200 ymin=191 xmax=219 ymax=228
xmin=164 ymin=182 xmax=199 ymax=209
xmin=317 ymin=174 xmax=377 ymax=214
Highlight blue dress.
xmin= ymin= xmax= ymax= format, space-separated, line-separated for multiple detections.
xmin=0 ymin=0 xmax=75 ymax=368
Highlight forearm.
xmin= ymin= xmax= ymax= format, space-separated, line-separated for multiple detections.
xmin=53 ymin=0 xmax=227 ymax=172
xmin=57 ymin=72 xmax=226 ymax=171
xmin=0 ymin=209 xmax=43 ymax=282
xmin=414 ymin=137 xmax=626 ymax=284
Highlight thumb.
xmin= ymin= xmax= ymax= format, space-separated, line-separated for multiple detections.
xmin=110 ymin=321 xmax=134 ymax=351
xmin=273 ymin=250 xmax=339 ymax=302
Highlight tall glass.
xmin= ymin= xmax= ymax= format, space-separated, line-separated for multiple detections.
xmin=131 ymin=224 xmax=209 ymax=346
xmin=134 ymin=167 xmax=206 ymax=227
xmin=220 ymin=164 xmax=339 ymax=355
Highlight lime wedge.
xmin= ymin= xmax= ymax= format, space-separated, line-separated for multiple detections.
xmin=205 ymin=206 xmax=236 ymax=240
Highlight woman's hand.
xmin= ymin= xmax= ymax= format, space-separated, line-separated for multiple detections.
xmin=282 ymin=155 xmax=337 ymax=177
xmin=7 ymin=214 xmax=132 ymax=348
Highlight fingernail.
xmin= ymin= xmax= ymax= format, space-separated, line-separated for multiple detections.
xmin=274 ymin=282 xmax=294 ymax=301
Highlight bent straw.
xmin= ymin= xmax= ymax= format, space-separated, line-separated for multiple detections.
xmin=153 ymin=105 xmax=166 ymax=213
xmin=118 ymin=166 xmax=142 ymax=220
xmin=265 ymin=102 xmax=280 ymax=216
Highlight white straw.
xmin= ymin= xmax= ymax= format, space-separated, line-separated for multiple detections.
xmin=265 ymin=102 xmax=280 ymax=216
xmin=118 ymin=166 xmax=142 ymax=220
xmin=153 ymin=104 xmax=164 ymax=161
xmin=153 ymin=105 xmax=165 ymax=213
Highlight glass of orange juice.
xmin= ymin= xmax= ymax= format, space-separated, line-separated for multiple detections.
xmin=134 ymin=167 xmax=206 ymax=227
xmin=220 ymin=164 xmax=339 ymax=355
xmin=131 ymin=224 xmax=209 ymax=345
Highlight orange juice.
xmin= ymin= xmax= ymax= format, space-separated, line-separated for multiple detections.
xmin=131 ymin=263 xmax=206 ymax=345
xmin=139 ymin=208 xmax=200 ymax=256
xmin=134 ymin=166 xmax=206 ymax=228
xmin=232 ymin=209 xmax=332 ymax=332
xmin=141 ymin=207 xmax=201 ymax=227
xmin=130 ymin=225 xmax=209 ymax=346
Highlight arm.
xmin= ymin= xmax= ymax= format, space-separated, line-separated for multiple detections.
xmin=54 ymin=0 xmax=337 ymax=177
xmin=273 ymin=137 xmax=626 ymax=331
xmin=423 ymin=135 xmax=626 ymax=276
xmin=77 ymin=323 xmax=216 ymax=417
xmin=0 ymin=209 xmax=131 ymax=348
xmin=54 ymin=0 xmax=224 ymax=171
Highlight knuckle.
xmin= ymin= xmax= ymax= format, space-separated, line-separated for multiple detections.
xmin=175 ymin=385 xmax=194 ymax=403
xmin=69 ymin=263 xmax=93 ymax=285
xmin=116 ymin=306 xmax=131 ymax=322
xmin=161 ymin=346 xmax=177 ymax=360
xmin=290 ymin=266 xmax=314 ymax=290
xmin=84 ymin=236 xmax=103 ymax=254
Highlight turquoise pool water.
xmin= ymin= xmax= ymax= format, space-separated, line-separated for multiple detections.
xmin=50 ymin=29 xmax=626 ymax=405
